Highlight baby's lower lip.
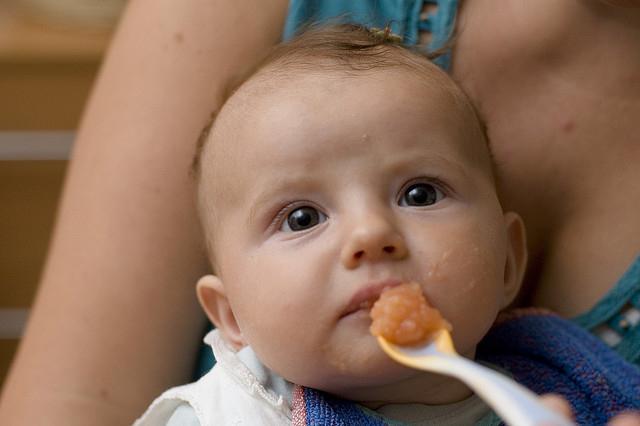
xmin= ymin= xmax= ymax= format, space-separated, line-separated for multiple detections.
xmin=342 ymin=306 xmax=372 ymax=320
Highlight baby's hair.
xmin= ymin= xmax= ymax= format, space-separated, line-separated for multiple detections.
xmin=260 ymin=23 xmax=437 ymax=72
xmin=192 ymin=23 xmax=491 ymax=182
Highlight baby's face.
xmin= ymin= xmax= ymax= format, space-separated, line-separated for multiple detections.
xmin=199 ymin=68 xmax=523 ymax=402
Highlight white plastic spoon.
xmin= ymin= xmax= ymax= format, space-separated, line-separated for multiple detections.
xmin=377 ymin=329 xmax=574 ymax=426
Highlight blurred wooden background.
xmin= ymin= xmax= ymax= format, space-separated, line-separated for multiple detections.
xmin=0 ymin=0 xmax=122 ymax=387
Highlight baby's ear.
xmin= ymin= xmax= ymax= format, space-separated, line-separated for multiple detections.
xmin=196 ymin=275 xmax=246 ymax=350
xmin=501 ymin=212 xmax=528 ymax=308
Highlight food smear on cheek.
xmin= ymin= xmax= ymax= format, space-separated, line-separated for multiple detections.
xmin=369 ymin=282 xmax=452 ymax=346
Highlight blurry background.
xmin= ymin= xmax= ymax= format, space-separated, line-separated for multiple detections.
xmin=0 ymin=0 xmax=125 ymax=386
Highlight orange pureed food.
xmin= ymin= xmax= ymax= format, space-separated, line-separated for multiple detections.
xmin=369 ymin=282 xmax=452 ymax=346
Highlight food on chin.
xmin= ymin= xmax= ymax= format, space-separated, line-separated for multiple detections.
xmin=369 ymin=282 xmax=452 ymax=346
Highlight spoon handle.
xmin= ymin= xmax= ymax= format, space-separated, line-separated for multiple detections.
xmin=431 ymin=354 xmax=573 ymax=426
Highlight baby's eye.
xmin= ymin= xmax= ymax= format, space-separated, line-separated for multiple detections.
xmin=281 ymin=206 xmax=327 ymax=232
xmin=399 ymin=183 xmax=444 ymax=207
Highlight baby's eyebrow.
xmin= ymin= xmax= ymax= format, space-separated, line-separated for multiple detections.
xmin=383 ymin=152 xmax=472 ymax=180
xmin=246 ymin=176 xmax=319 ymax=226
xmin=246 ymin=194 xmax=272 ymax=227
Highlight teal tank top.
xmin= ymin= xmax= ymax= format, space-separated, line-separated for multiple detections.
xmin=572 ymin=257 xmax=640 ymax=365
xmin=284 ymin=0 xmax=459 ymax=70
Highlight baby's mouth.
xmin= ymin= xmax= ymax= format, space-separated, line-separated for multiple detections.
xmin=358 ymin=299 xmax=375 ymax=311
xmin=341 ymin=299 xmax=376 ymax=318
xmin=345 ymin=298 xmax=377 ymax=316
xmin=341 ymin=278 xmax=403 ymax=318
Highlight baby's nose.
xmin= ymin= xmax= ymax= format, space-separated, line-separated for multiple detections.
xmin=340 ymin=216 xmax=408 ymax=269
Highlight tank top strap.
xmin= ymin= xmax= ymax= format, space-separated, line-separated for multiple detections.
xmin=572 ymin=256 xmax=640 ymax=365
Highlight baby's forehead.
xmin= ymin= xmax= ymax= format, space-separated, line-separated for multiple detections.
xmin=204 ymin=66 xmax=488 ymax=186
xmin=217 ymin=64 xmax=460 ymax=130
xmin=203 ymin=63 xmax=487 ymax=181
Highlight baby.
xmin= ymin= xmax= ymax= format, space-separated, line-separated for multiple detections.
xmin=135 ymin=25 xmax=640 ymax=425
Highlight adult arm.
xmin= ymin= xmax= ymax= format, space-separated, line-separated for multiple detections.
xmin=0 ymin=0 xmax=288 ymax=424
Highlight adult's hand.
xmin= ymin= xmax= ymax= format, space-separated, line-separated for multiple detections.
xmin=541 ymin=394 xmax=640 ymax=426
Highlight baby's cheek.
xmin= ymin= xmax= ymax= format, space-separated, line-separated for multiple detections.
xmin=423 ymin=244 xmax=498 ymax=294
xmin=239 ymin=305 xmax=315 ymax=371
xmin=229 ymin=289 xmax=326 ymax=381
xmin=423 ymin=245 xmax=505 ymax=352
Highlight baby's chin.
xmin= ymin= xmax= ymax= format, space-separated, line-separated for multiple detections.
xmin=288 ymin=332 xmax=420 ymax=387
xmin=284 ymin=353 xmax=420 ymax=397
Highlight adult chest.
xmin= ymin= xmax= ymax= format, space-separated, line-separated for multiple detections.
xmin=451 ymin=0 xmax=640 ymax=314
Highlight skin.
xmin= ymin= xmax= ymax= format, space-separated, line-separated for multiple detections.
xmin=452 ymin=0 xmax=640 ymax=315
xmin=1 ymin=0 xmax=638 ymax=424
xmin=0 ymin=0 xmax=288 ymax=424
xmin=196 ymin=67 xmax=527 ymax=405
